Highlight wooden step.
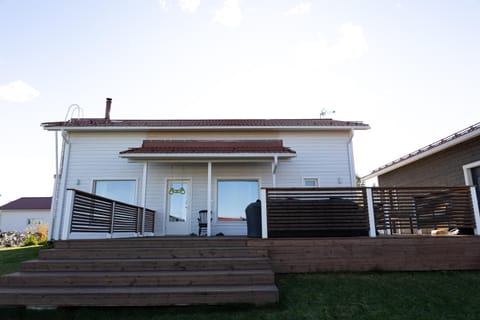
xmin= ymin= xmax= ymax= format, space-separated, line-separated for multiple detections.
xmin=0 ymin=269 xmax=275 ymax=287
xmin=0 ymin=237 xmax=279 ymax=307
xmin=21 ymin=257 xmax=272 ymax=272
xmin=53 ymin=237 xmax=249 ymax=249
xmin=0 ymin=285 xmax=279 ymax=307
xmin=40 ymin=247 xmax=269 ymax=260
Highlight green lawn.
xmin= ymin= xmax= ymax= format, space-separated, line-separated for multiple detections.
xmin=1 ymin=246 xmax=480 ymax=320
xmin=0 ymin=245 xmax=45 ymax=276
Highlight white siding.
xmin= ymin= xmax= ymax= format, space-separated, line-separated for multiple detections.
xmin=0 ymin=210 xmax=50 ymax=232
xmin=54 ymin=129 xmax=355 ymax=237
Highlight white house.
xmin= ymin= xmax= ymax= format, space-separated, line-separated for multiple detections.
xmin=42 ymin=99 xmax=369 ymax=240
xmin=0 ymin=197 xmax=51 ymax=232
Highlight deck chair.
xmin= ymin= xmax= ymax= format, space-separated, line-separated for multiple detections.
xmin=198 ymin=210 xmax=209 ymax=236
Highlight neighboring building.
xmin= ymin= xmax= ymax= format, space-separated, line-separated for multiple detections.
xmin=363 ymin=122 xmax=480 ymax=196
xmin=0 ymin=197 xmax=52 ymax=232
xmin=42 ymin=98 xmax=369 ymax=239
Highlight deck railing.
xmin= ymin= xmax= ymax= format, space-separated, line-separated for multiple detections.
xmin=372 ymin=187 xmax=475 ymax=235
xmin=262 ymin=186 xmax=480 ymax=238
xmin=66 ymin=189 xmax=155 ymax=237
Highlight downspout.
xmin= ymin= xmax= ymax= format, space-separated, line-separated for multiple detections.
xmin=50 ymin=104 xmax=82 ymax=240
xmin=272 ymin=155 xmax=278 ymax=187
xmin=48 ymin=131 xmax=62 ymax=241
xmin=346 ymin=130 xmax=356 ymax=187
xmin=55 ymin=131 xmax=72 ymax=240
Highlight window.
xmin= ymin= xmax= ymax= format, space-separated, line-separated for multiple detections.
xmin=27 ymin=218 xmax=44 ymax=225
xmin=304 ymin=178 xmax=319 ymax=187
xmin=94 ymin=180 xmax=136 ymax=204
xmin=217 ymin=180 xmax=259 ymax=222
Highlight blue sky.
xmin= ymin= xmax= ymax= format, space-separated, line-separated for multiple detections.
xmin=1 ymin=0 xmax=479 ymax=203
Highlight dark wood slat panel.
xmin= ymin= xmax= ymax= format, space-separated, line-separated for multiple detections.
xmin=68 ymin=189 xmax=156 ymax=234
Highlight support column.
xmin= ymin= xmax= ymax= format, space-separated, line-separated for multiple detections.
xmin=470 ymin=186 xmax=480 ymax=235
xmin=366 ymin=188 xmax=377 ymax=237
xmin=260 ymin=189 xmax=268 ymax=239
xmin=207 ymin=162 xmax=212 ymax=237
xmin=141 ymin=161 xmax=148 ymax=236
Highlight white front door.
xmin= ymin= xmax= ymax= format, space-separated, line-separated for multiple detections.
xmin=165 ymin=180 xmax=191 ymax=235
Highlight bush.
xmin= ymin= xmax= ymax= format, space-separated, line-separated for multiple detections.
xmin=21 ymin=223 xmax=48 ymax=247
xmin=22 ymin=234 xmax=39 ymax=247
xmin=35 ymin=223 xmax=48 ymax=244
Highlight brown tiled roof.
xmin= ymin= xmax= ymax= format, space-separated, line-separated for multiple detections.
xmin=120 ymin=140 xmax=296 ymax=154
xmin=0 ymin=197 xmax=52 ymax=210
xmin=42 ymin=118 xmax=369 ymax=129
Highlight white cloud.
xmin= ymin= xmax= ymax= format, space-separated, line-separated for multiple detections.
xmin=284 ymin=1 xmax=311 ymax=16
xmin=157 ymin=0 xmax=200 ymax=13
xmin=0 ymin=80 xmax=39 ymax=103
xmin=158 ymin=0 xmax=168 ymax=10
xmin=293 ymin=23 xmax=368 ymax=68
xmin=213 ymin=0 xmax=243 ymax=27
xmin=178 ymin=0 xmax=201 ymax=13
xmin=332 ymin=23 xmax=368 ymax=61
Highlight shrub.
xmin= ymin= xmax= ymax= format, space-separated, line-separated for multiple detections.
xmin=22 ymin=234 xmax=39 ymax=247
xmin=35 ymin=223 xmax=48 ymax=244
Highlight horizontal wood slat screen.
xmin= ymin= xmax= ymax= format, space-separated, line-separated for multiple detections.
xmin=266 ymin=188 xmax=369 ymax=237
xmin=69 ymin=189 xmax=156 ymax=234
xmin=371 ymin=187 xmax=475 ymax=235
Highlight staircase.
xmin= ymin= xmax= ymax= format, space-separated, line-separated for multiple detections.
xmin=0 ymin=238 xmax=278 ymax=307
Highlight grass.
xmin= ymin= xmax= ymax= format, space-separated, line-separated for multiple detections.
xmin=1 ymin=247 xmax=480 ymax=319
xmin=0 ymin=245 xmax=45 ymax=276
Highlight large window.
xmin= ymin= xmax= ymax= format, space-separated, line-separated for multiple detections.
xmin=94 ymin=180 xmax=136 ymax=205
xmin=217 ymin=180 xmax=259 ymax=222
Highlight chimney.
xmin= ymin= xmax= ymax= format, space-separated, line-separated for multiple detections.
xmin=105 ymin=98 xmax=112 ymax=120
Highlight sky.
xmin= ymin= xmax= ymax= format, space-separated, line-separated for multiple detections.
xmin=0 ymin=0 xmax=479 ymax=204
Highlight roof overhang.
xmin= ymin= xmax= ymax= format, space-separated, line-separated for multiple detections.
xmin=119 ymin=139 xmax=297 ymax=162
xmin=363 ymin=122 xmax=480 ymax=180
xmin=120 ymin=152 xmax=296 ymax=162
xmin=43 ymin=125 xmax=369 ymax=132
xmin=41 ymin=118 xmax=370 ymax=132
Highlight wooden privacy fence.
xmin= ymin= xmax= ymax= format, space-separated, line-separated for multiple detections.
xmin=68 ymin=189 xmax=155 ymax=235
xmin=265 ymin=188 xmax=370 ymax=237
xmin=372 ymin=187 xmax=476 ymax=235
xmin=263 ymin=187 xmax=479 ymax=238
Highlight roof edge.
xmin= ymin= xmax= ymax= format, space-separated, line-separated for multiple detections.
xmin=41 ymin=118 xmax=370 ymax=131
xmin=363 ymin=122 xmax=480 ymax=180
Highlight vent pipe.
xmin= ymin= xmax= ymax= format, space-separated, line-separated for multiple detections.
xmin=105 ymin=98 xmax=112 ymax=120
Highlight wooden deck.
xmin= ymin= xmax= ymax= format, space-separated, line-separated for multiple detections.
xmin=250 ymin=236 xmax=480 ymax=273
xmin=0 ymin=237 xmax=278 ymax=307
xmin=1 ymin=236 xmax=480 ymax=307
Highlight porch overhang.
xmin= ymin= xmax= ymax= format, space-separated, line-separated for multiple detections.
xmin=120 ymin=152 xmax=295 ymax=161
xmin=119 ymin=139 xmax=297 ymax=161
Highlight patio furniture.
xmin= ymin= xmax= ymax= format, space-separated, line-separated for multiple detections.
xmin=198 ymin=210 xmax=208 ymax=236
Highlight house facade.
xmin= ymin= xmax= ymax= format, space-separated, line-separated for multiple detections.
xmin=43 ymin=100 xmax=369 ymax=239
xmin=0 ymin=197 xmax=51 ymax=232
xmin=363 ymin=122 xmax=480 ymax=200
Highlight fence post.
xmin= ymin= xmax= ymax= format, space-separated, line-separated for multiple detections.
xmin=109 ymin=201 xmax=116 ymax=238
xmin=60 ymin=189 xmax=75 ymax=240
xmin=470 ymin=187 xmax=480 ymax=235
xmin=366 ymin=188 xmax=377 ymax=238
xmin=260 ymin=189 xmax=268 ymax=239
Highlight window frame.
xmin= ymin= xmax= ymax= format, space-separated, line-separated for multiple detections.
xmin=303 ymin=177 xmax=319 ymax=187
